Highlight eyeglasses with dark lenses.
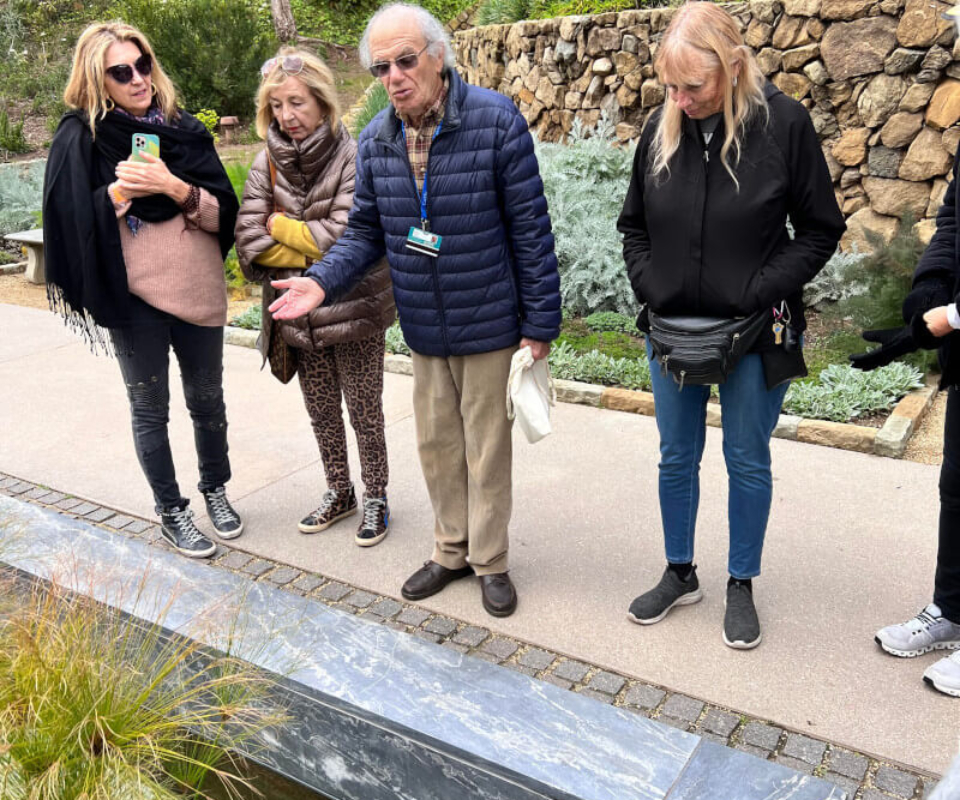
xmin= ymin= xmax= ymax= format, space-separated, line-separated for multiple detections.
xmin=105 ymin=53 xmax=152 ymax=84
xmin=369 ymin=44 xmax=430 ymax=78
xmin=261 ymin=55 xmax=304 ymax=77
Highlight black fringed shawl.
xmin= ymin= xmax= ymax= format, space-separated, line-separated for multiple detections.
xmin=42 ymin=109 xmax=239 ymax=352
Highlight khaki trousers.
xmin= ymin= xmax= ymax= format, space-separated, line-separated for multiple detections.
xmin=411 ymin=346 xmax=516 ymax=576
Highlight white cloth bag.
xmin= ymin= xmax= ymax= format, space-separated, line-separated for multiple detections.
xmin=506 ymin=346 xmax=556 ymax=444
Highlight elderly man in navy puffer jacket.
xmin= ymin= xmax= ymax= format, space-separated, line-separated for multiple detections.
xmin=271 ymin=1 xmax=562 ymax=618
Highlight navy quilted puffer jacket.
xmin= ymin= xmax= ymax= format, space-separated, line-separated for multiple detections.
xmin=306 ymin=70 xmax=561 ymax=357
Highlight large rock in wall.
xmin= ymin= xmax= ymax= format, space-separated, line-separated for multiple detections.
xmin=453 ymin=0 xmax=960 ymax=250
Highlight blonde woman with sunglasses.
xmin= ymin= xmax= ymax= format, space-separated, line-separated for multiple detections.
xmin=43 ymin=22 xmax=242 ymax=559
xmin=235 ymin=47 xmax=395 ymax=547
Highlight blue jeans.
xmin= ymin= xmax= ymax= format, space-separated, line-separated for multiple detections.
xmin=647 ymin=343 xmax=789 ymax=579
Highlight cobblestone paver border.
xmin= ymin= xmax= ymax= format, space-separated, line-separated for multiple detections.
xmin=0 ymin=471 xmax=939 ymax=799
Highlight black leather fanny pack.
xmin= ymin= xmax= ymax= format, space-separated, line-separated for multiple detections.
xmin=647 ymin=309 xmax=769 ymax=388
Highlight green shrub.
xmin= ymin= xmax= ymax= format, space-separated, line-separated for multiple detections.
xmin=0 ymin=160 xmax=44 ymax=236
xmin=230 ymin=304 xmax=262 ymax=330
xmin=783 ymin=362 xmax=923 ymax=422
xmin=223 ymin=249 xmax=246 ymax=290
xmin=548 ymin=340 xmax=651 ymax=389
xmin=475 ymin=0 xmax=545 ymax=25
xmin=289 ymin=0 xmax=477 ymax=45
xmin=117 ymin=0 xmax=276 ymax=118
xmin=536 ymin=113 xmax=637 ymax=317
xmin=583 ymin=310 xmax=638 ymax=334
xmin=0 ymin=108 xmax=28 ymax=155
xmin=349 ymin=81 xmax=389 ymax=138
xmin=224 ymin=159 xmax=252 ymax=203
xmin=385 ymin=321 xmax=411 ymax=355
xmin=194 ymin=107 xmax=220 ymax=143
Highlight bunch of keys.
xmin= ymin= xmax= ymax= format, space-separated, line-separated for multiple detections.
xmin=771 ymin=301 xmax=791 ymax=346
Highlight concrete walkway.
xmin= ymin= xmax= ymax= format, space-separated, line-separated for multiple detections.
xmin=0 ymin=303 xmax=955 ymax=776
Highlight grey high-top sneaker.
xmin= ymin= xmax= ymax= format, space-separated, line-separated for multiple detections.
xmin=160 ymin=502 xmax=216 ymax=558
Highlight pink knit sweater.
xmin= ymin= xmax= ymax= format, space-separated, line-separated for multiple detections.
xmin=116 ymin=188 xmax=227 ymax=327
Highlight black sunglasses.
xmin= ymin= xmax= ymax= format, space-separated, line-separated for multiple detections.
xmin=105 ymin=53 xmax=153 ymax=84
xmin=369 ymin=44 xmax=429 ymax=78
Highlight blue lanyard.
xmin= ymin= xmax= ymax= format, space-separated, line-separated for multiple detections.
xmin=401 ymin=119 xmax=442 ymax=231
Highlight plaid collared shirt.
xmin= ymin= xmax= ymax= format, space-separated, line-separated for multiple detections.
xmin=401 ymin=77 xmax=449 ymax=195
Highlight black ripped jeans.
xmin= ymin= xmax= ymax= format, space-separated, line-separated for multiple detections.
xmin=111 ymin=296 xmax=231 ymax=513
xmin=937 ymin=386 xmax=960 ymax=623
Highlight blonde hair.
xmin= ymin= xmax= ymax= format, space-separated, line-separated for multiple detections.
xmin=255 ymin=46 xmax=341 ymax=139
xmin=651 ymin=2 xmax=768 ymax=190
xmin=64 ymin=21 xmax=179 ymax=137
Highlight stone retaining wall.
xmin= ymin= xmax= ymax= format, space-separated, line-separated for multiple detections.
xmin=452 ymin=1 xmax=960 ymax=251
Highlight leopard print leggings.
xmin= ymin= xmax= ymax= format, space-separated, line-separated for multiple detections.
xmin=297 ymin=334 xmax=388 ymax=498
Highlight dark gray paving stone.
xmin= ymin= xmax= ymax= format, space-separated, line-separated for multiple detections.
xmin=70 ymin=502 xmax=99 ymax=515
xmin=504 ymin=663 xmax=538 ymax=678
xmin=741 ymin=722 xmax=783 ymax=751
xmin=84 ymin=507 xmax=115 ymax=523
xmin=701 ymin=709 xmax=740 ymax=738
xmin=24 ymin=487 xmax=53 ymax=501
xmin=55 ymin=497 xmax=83 ymax=510
xmin=480 ymin=638 xmax=519 ymax=661
xmin=124 ymin=519 xmax=153 ymax=535
xmin=452 ymin=625 xmax=489 ymax=648
xmin=396 ymin=607 xmax=431 ymax=626
xmin=577 ymin=688 xmax=615 ymax=705
xmin=292 ymin=575 xmax=326 ymax=594
xmin=661 ymin=694 xmax=704 ymax=723
xmin=8 ymin=482 xmax=35 ymax=495
xmin=105 ymin=515 xmax=136 ymax=530
xmin=552 ymin=659 xmax=591 ymax=683
xmin=369 ymin=598 xmax=403 ymax=619
xmin=440 ymin=639 xmax=468 ymax=653
xmin=827 ymin=749 xmax=869 ymax=781
xmin=874 ymin=765 xmax=920 ymax=798
xmin=423 ymin=616 xmax=457 ymax=636
xmin=821 ymin=772 xmax=860 ymax=798
xmin=472 ymin=651 xmax=501 ymax=665
xmin=668 ymin=741 xmax=847 ymax=800
xmin=782 ymin=734 xmax=827 ymax=766
xmin=624 ymin=683 xmax=666 ymax=710
xmin=267 ymin=567 xmax=302 ymax=587
xmin=219 ymin=550 xmax=254 ymax=570
xmin=412 ymin=629 xmax=441 ymax=644
xmin=37 ymin=491 xmax=65 ymax=505
xmin=774 ymin=755 xmax=815 ymax=775
xmin=658 ymin=716 xmax=692 ymax=732
xmin=588 ymin=670 xmax=626 ymax=695
xmin=242 ymin=559 xmax=274 ymax=578
xmin=735 ymin=743 xmax=773 ymax=761
xmin=518 ymin=648 xmax=556 ymax=671
xmin=345 ymin=590 xmax=377 ymax=609
xmin=540 ymin=674 xmax=573 ymax=691
xmin=0 ymin=477 xmax=20 ymax=490
xmin=861 ymin=791 xmax=895 ymax=800
xmin=318 ymin=581 xmax=350 ymax=601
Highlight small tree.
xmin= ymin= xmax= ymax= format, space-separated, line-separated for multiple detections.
xmin=270 ymin=0 xmax=298 ymax=43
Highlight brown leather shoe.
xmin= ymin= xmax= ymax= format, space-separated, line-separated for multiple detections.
xmin=401 ymin=561 xmax=473 ymax=601
xmin=479 ymin=572 xmax=517 ymax=617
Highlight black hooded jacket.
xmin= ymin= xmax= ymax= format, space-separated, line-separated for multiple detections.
xmin=617 ymin=83 xmax=845 ymax=386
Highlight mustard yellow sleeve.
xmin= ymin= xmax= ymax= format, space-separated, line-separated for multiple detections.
xmin=271 ymin=214 xmax=324 ymax=260
xmin=253 ymin=242 xmax=309 ymax=269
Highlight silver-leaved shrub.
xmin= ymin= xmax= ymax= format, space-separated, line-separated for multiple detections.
xmin=0 ymin=159 xmax=43 ymax=236
xmin=782 ymin=362 xmax=923 ymax=422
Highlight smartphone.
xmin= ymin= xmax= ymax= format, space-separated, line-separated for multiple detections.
xmin=131 ymin=132 xmax=160 ymax=162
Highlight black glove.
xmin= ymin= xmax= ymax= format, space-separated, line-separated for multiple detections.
xmin=849 ymin=314 xmax=941 ymax=371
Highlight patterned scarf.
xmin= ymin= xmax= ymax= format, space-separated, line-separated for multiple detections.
xmin=115 ymin=103 xmax=168 ymax=235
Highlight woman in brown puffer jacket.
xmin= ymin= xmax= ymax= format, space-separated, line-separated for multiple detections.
xmin=236 ymin=47 xmax=395 ymax=547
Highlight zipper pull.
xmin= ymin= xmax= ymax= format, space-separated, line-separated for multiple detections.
xmin=703 ymin=150 xmax=709 ymax=163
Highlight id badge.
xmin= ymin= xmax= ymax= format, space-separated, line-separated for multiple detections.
xmin=405 ymin=226 xmax=442 ymax=258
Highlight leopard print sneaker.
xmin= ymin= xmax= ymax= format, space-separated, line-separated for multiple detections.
xmin=298 ymin=486 xmax=357 ymax=533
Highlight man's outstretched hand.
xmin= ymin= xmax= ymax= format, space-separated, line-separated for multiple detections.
xmin=269 ymin=277 xmax=326 ymax=320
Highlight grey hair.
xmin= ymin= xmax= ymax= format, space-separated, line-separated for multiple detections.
xmin=358 ymin=2 xmax=456 ymax=71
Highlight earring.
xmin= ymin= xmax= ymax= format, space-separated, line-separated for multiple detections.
xmin=733 ymin=76 xmax=738 ymax=88
xmin=150 ymin=84 xmax=157 ymax=96
xmin=105 ymin=97 xmax=115 ymax=111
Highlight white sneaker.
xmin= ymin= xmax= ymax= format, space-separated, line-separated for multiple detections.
xmin=923 ymin=651 xmax=960 ymax=697
xmin=875 ymin=604 xmax=960 ymax=658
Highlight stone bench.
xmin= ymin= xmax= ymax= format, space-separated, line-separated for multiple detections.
xmin=4 ymin=229 xmax=44 ymax=284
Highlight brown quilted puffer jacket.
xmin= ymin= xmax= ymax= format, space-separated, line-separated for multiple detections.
xmin=235 ymin=120 xmax=394 ymax=360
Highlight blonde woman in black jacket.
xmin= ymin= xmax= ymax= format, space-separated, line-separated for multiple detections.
xmin=617 ymin=1 xmax=844 ymax=649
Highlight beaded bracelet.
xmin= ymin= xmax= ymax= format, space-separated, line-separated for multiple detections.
xmin=179 ymin=184 xmax=200 ymax=216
